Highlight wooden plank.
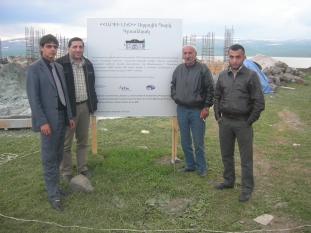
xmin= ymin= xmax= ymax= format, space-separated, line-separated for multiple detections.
xmin=0 ymin=118 xmax=32 ymax=130
xmin=280 ymin=86 xmax=295 ymax=90
xmin=171 ymin=116 xmax=178 ymax=161
xmin=91 ymin=116 xmax=97 ymax=154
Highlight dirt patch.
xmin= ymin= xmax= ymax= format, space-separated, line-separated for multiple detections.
xmin=253 ymin=145 xmax=272 ymax=176
xmin=276 ymin=110 xmax=305 ymax=131
xmin=145 ymin=194 xmax=197 ymax=217
xmin=155 ymin=156 xmax=172 ymax=165
xmin=253 ymin=144 xmax=275 ymax=192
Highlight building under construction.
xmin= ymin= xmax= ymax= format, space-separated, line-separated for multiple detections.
xmin=201 ymin=32 xmax=214 ymax=62
xmin=223 ymin=26 xmax=234 ymax=63
xmin=25 ymin=27 xmax=68 ymax=59
xmin=182 ymin=26 xmax=234 ymax=74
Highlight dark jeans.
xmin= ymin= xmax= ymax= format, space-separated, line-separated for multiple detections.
xmin=218 ymin=117 xmax=254 ymax=194
xmin=177 ymin=105 xmax=206 ymax=172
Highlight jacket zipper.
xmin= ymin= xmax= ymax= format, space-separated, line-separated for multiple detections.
xmin=228 ymin=72 xmax=235 ymax=113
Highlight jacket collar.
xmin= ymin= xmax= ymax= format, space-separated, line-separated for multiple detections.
xmin=184 ymin=59 xmax=197 ymax=68
xmin=227 ymin=64 xmax=247 ymax=74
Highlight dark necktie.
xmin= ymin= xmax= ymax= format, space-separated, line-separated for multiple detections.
xmin=50 ymin=62 xmax=66 ymax=106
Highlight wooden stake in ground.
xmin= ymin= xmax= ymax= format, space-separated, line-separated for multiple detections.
xmin=91 ymin=116 xmax=97 ymax=154
xmin=171 ymin=116 xmax=181 ymax=174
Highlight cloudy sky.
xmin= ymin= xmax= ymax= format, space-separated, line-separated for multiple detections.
xmin=0 ymin=0 xmax=310 ymax=41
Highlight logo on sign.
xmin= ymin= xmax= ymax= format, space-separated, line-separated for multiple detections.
xmin=146 ymin=85 xmax=155 ymax=90
xmin=119 ymin=85 xmax=131 ymax=91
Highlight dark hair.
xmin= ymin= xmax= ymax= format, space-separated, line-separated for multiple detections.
xmin=68 ymin=37 xmax=84 ymax=48
xmin=39 ymin=34 xmax=59 ymax=47
xmin=228 ymin=44 xmax=245 ymax=55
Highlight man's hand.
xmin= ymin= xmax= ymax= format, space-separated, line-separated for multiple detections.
xmin=40 ymin=124 xmax=51 ymax=136
xmin=70 ymin=119 xmax=75 ymax=129
xmin=200 ymin=108 xmax=210 ymax=120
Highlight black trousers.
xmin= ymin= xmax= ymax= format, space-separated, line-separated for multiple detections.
xmin=218 ymin=117 xmax=254 ymax=194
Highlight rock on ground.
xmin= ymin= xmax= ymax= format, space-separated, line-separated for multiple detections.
xmin=251 ymin=54 xmax=278 ymax=70
xmin=69 ymin=174 xmax=94 ymax=192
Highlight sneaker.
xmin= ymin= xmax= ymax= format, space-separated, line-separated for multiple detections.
xmin=178 ymin=167 xmax=195 ymax=172
xmin=214 ymin=182 xmax=234 ymax=190
xmin=62 ymin=174 xmax=72 ymax=183
xmin=81 ymin=170 xmax=93 ymax=177
xmin=198 ymin=171 xmax=207 ymax=178
xmin=238 ymin=192 xmax=251 ymax=202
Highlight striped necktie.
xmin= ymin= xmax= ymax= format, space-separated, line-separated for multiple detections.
xmin=50 ymin=62 xmax=66 ymax=106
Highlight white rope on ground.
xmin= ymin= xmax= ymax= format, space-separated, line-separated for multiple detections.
xmin=0 ymin=150 xmax=40 ymax=166
xmin=1 ymin=213 xmax=310 ymax=232
xmin=0 ymin=153 xmax=19 ymax=165
xmin=19 ymin=150 xmax=40 ymax=158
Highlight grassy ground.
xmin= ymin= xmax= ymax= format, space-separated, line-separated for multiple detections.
xmin=0 ymin=74 xmax=311 ymax=232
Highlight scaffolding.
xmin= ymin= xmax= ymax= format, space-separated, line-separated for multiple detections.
xmin=35 ymin=29 xmax=45 ymax=58
xmin=182 ymin=34 xmax=197 ymax=47
xmin=25 ymin=27 xmax=35 ymax=58
xmin=189 ymin=34 xmax=196 ymax=47
xmin=25 ymin=27 xmax=69 ymax=59
xmin=182 ymin=35 xmax=188 ymax=47
xmin=25 ymin=27 xmax=45 ymax=58
xmin=55 ymin=34 xmax=68 ymax=59
xmin=202 ymin=32 xmax=215 ymax=62
xmin=223 ymin=26 xmax=234 ymax=63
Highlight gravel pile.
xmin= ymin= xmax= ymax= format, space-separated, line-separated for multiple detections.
xmin=0 ymin=62 xmax=30 ymax=116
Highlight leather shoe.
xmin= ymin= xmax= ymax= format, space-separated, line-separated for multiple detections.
xmin=51 ymin=200 xmax=63 ymax=211
xmin=214 ymin=182 xmax=234 ymax=190
xmin=62 ymin=174 xmax=72 ymax=183
xmin=81 ymin=170 xmax=93 ymax=177
xmin=238 ymin=192 xmax=251 ymax=202
xmin=178 ymin=167 xmax=195 ymax=172
xmin=59 ymin=189 xmax=71 ymax=196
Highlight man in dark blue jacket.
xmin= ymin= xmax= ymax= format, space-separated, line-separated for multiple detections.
xmin=171 ymin=45 xmax=214 ymax=177
xmin=56 ymin=37 xmax=98 ymax=182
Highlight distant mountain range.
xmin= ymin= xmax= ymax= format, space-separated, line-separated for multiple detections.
xmin=1 ymin=38 xmax=311 ymax=58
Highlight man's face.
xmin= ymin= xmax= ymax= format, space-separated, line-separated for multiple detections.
xmin=228 ymin=49 xmax=246 ymax=71
xmin=182 ymin=46 xmax=197 ymax=66
xmin=68 ymin=41 xmax=84 ymax=61
xmin=40 ymin=42 xmax=58 ymax=62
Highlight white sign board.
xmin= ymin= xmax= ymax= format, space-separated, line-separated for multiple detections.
xmin=87 ymin=18 xmax=182 ymax=117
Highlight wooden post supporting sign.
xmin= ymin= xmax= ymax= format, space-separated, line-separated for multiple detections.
xmin=91 ymin=116 xmax=97 ymax=154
